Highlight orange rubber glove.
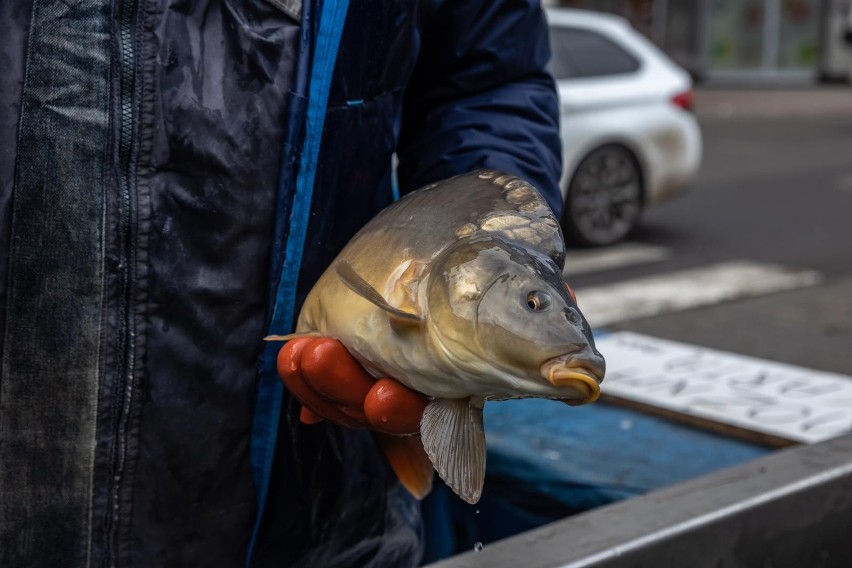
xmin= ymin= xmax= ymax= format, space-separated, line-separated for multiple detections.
xmin=276 ymin=337 xmax=429 ymax=436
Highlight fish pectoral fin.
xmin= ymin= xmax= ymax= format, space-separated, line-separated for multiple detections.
xmin=420 ymin=398 xmax=486 ymax=505
xmin=374 ymin=433 xmax=434 ymax=500
xmin=392 ymin=260 xmax=428 ymax=315
xmin=335 ymin=261 xmax=422 ymax=326
xmin=263 ymin=331 xmax=322 ymax=342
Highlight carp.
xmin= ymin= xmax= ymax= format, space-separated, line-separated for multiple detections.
xmin=271 ymin=170 xmax=605 ymax=504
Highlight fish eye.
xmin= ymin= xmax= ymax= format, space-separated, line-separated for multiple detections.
xmin=525 ymin=290 xmax=552 ymax=312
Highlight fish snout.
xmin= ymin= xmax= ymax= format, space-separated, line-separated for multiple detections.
xmin=540 ymin=352 xmax=605 ymax=405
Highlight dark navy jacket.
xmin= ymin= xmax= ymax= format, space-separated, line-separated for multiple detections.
xmin=0 ymin=0 xmax=561 ymax=566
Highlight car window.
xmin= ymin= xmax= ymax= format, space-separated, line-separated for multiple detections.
xmin=549 ymin=26 xmax=641 ymax=79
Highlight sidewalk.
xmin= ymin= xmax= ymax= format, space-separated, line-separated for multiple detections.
xmin=695 ymin=86 xmax=852 ymax=119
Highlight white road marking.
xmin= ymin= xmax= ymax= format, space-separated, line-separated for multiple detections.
xmin=563 ymin=243 xmax=670 ymax=277
xmin=596 ymin=331 xmax=852 ymax=444
xmin=575 ymin=260 xmax=822 ymax=327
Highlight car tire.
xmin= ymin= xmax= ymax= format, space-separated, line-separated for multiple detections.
xmin=561 ymin=144 xmax=643 ymax=247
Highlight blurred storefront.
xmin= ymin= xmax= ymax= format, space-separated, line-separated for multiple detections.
xmin=556 ymin=0 xmax=852 ymax=83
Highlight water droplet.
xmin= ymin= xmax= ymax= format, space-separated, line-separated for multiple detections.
xmin=474 ymin=542 xmax=483 ymax=552
xmin=380 ymin=415 xmax=388 ymax=423
xmin=543 ymin=449 xmax=561 ymax=461
xmin=619 ymin=418 xmax=633 ymax=431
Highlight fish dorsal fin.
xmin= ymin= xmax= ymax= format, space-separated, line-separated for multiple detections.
xmin=374 ymin=433 xmax=434 ymax=500
xmin=420 ymin=398 xmax=486 ymax=504
xmin=335 ymin=261 xmax=422 ymax=326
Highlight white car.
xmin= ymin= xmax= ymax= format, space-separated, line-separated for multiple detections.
xmin=547 ymin=8 xmax=702 ymax=246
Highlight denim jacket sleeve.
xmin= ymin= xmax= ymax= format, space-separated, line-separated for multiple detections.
xmin=396 ymin=0 xmax=563 ymax=216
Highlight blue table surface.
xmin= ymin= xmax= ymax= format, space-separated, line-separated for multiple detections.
xmin=484 ymin=399 xmax=772 ymax=508
xmin=422 ymin=400 xmax=774 ymax=563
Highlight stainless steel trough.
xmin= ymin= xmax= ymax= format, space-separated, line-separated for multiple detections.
xmin=427 ymin=433 xmax=852 ymax=568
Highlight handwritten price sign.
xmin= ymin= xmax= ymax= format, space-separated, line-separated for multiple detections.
xmin=597 ymin=332 xmax=852 ymax=445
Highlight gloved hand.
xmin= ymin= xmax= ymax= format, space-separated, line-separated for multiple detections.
xmin=276 ymin=337 xmax=429 ymax=436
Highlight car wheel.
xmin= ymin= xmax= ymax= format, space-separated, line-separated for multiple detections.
xmin=562 ymin=144 xmax=642 ymax=247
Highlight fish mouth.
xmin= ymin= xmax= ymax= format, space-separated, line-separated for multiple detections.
xmin=541 ymin=358 xmax=604 ymax=405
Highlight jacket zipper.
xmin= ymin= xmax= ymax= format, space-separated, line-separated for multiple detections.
xmin=106 ymin=0 xmax=138 ymax=564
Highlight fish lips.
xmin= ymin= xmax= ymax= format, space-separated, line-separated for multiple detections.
xmin=541 ymin=355 xmax=605 ymax=405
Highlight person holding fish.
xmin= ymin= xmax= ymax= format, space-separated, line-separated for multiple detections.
xmin=271 ymin=170 xmax=605 ymax=506
xmin=0 ymin=1 xmax=603 ymax=567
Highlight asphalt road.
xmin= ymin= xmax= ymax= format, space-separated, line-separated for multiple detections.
xmin=567 ymin=87 xmax=852 ymax=376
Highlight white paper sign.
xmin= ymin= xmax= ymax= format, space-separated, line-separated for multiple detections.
xmin=596 ymin=332 xmax=852 ymax=444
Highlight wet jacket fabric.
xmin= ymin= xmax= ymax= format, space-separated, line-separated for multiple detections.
xmin=0 ymin=0 xmax=561 ymax=566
